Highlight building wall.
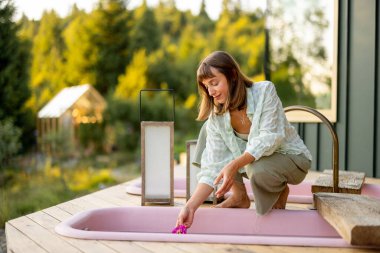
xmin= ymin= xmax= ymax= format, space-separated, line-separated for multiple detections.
xmin=301 ymin=0 xmax=379 ymax=177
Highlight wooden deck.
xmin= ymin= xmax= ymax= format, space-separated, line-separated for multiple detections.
xmin=5 ymin=167 xmax=380 ymax=253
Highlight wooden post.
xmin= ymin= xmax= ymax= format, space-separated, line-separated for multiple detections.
xmin=186 ymin=139 xmax=217 ymax=203
xmin=44 ymin=119 xmax=49 ymax=154
xmin=186 ymin=140 xmax=198 ymax=201
xmin=314 ymin=192 xmax=380 ymax=246
xmin=141 ymin=121 xmax=174 ymax=206
xmin=52 ymin=117 xmax=57 ymax=155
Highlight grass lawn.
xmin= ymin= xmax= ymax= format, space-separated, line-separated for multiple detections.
xmin=0 ymin=151 xmax=140 ymax=228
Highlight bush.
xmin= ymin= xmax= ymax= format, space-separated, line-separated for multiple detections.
xmin=104 ymin=93 xmax=202 ymax=156
xmin=41 ymin=128 xmax=74 ymax=160
xmin=0 ymin=120 xmax=22 ymax=166
xmin=78 ymin=123 xmax=105 ymax=153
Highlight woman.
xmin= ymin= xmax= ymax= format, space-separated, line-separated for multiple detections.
xmin=176 ymin=51 xmax=312 ymax=229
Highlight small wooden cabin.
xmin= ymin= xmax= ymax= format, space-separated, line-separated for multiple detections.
xmin=37 ymin=84 xmax=106 ymax=154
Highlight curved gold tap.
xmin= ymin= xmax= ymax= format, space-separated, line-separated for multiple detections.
xmin=284 ymin=105 xmax=339 ymax=193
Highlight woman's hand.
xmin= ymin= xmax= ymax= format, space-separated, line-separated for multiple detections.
xmin=213 ymin=161 xmax=238 ymax=198
xmin=176 ymin=206 xmax=195 ymax=228
xmin=214 ymin=153 xmax=255 ymax=198
xmin=176 ymin=183 xmax=214 ymax=228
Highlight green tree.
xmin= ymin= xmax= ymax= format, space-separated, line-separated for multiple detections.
xmin=129 ymin=0 xmax=161 ymax=55
xmin=114 ymin=49 xmax=148 ymax=100
xmin=210 ymin=9 xmax=266 ymax=78
xmin=154 ymin=0 xmax=187 ymax=40
xmin=63 ymin=3 xmax=83 ymax=24
xmin=194 ymin=0 xmax=214 ymax=34
xmin=29 ymin=10 xmax=66 ymax=111
xmin=226 ymin=14 xmax=266 ymax=77
xmin=18 ymin=14 xmax=38 ymax=40
xmin=220 ymin=0 xmax=240 ymax=22
xmin=0 ymin=0 xmax=30 ymax=118
xmin=0 ymin=0 xmax=33 ymax=149
xmin=146 ymin=49 xmax=182 ymax=92
xmin=90 ymin=0 xmax=130 ymax=94
xmin=63 ymin=11 xmax=96 ymax=87
xmin=63 ymin=0 xmax=130 ymax=94
xmin=212 ymin=0 xmax=243 ymax=50
xmin=174 ymin=24 xmax=207 ymax=99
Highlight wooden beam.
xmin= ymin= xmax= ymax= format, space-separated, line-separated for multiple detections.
xmin=312 ymin=170 xmax=365 ymax=194
xmin=314 ymin=192 xmax=380 ymax=246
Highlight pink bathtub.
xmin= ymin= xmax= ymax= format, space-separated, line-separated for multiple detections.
xmin=125 ymin=178 xmax=380 ymax=204
xmin=55 ymin=206 xmax=364 ymax=247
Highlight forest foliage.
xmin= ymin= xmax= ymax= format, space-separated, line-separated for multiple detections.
xmin=1 ymin=0 xmax=330 ymax=161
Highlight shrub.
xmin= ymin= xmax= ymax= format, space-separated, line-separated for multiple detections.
xmin=0 ymin=120 xmax=22 ymax=166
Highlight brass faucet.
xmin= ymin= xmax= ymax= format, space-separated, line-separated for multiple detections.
xmin=284 ymin=105 xmax=339 ymax=193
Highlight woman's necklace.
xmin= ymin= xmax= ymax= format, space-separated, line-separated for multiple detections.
xmin=241 ymin=118 xmax=246 ymax=125
xmin=232 ymin=108 xmax=247 ymax=125
xmin=239 ymin=109 xmax=247 ymax=125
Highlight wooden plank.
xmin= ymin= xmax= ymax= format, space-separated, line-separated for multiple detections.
xmin=8 ymin=216 xmax=82 ymax=253
xmin=242 ymin=245 xmax=362 ymax=253
xmin=99 ymin=241 xmax=153 ymax=253
xmin=91 ymin=186 xmax=131 ymax=205
xmin=133 ymin=241 xmax=185 ymax=253
xmin=314 ymin=192 xmax=380 ymax=246
xmin=80 ymin=194 xmax=119 ymax=208
xmin=94 ymin=184 xmax=140 ymax=206
xmin=207 ymin=243 xmax=257 ymax=253
xmin=172 ymin=242 xmax=223 ymax=253
xmin=56 ymin=199 xmax=97 ymax=217
xmin=43 ymin=206 xmax=72 ymax=221
xmin=68 ymin=195 xmax=104 ymax=209
xmin=207 ymin=243 xmax=290 ymax=253
xmin=89 ymin=191 xmax=125 ymax=206
xmin=56 ymin=200 xmax=86 ymax=214
xmin=57 ymin=185 xmax=127 ymax=213
xmin=27 ymin=211 xmax=118 ymax=253
xmin=312 ymin=170 xmax=365 ymax=194
xmin=5 ymin=222 xmax=47 ymax=253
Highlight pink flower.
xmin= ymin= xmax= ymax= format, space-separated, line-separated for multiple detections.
xmin=172 ymin=224 xmax=187 ymax=234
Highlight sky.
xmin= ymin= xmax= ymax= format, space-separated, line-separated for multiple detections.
xmin=12 ymin=0 xmax=266 ymax=21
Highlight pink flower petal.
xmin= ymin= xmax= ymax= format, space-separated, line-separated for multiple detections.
xmin=172 ymin=225 xmax=187 ymax=234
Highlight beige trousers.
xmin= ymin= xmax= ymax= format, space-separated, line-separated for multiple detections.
xmin=236 ymin=152 xmax=311 ymax=215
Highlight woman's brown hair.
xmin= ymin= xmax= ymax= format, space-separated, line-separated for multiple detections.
xmin=196 ymin=51 xmax=253 ymax=121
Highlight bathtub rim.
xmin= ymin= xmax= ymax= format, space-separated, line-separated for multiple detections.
xmin=54 ymin=206 xmax=374 ymax=248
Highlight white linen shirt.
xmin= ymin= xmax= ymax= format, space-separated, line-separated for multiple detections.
xmin=197 ymin=81 xmax=312 ymax=188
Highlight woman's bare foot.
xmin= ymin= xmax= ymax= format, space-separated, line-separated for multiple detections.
xmin=214 ymin=182 xmax=251 ymax=208
xmin=272 ymin=184 xmax=289 ymax=209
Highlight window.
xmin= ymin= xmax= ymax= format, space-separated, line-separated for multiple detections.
xmin=267 ymin=0 xmax=338 ymax=122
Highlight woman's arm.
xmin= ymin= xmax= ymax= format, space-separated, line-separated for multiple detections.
xmin=214 ymin=152 xmax=255 ymax=198
xmin=176 ymin=183 xmax=214 ymax=228
xmin=186 ymin=183 xmax=214 ymax=210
